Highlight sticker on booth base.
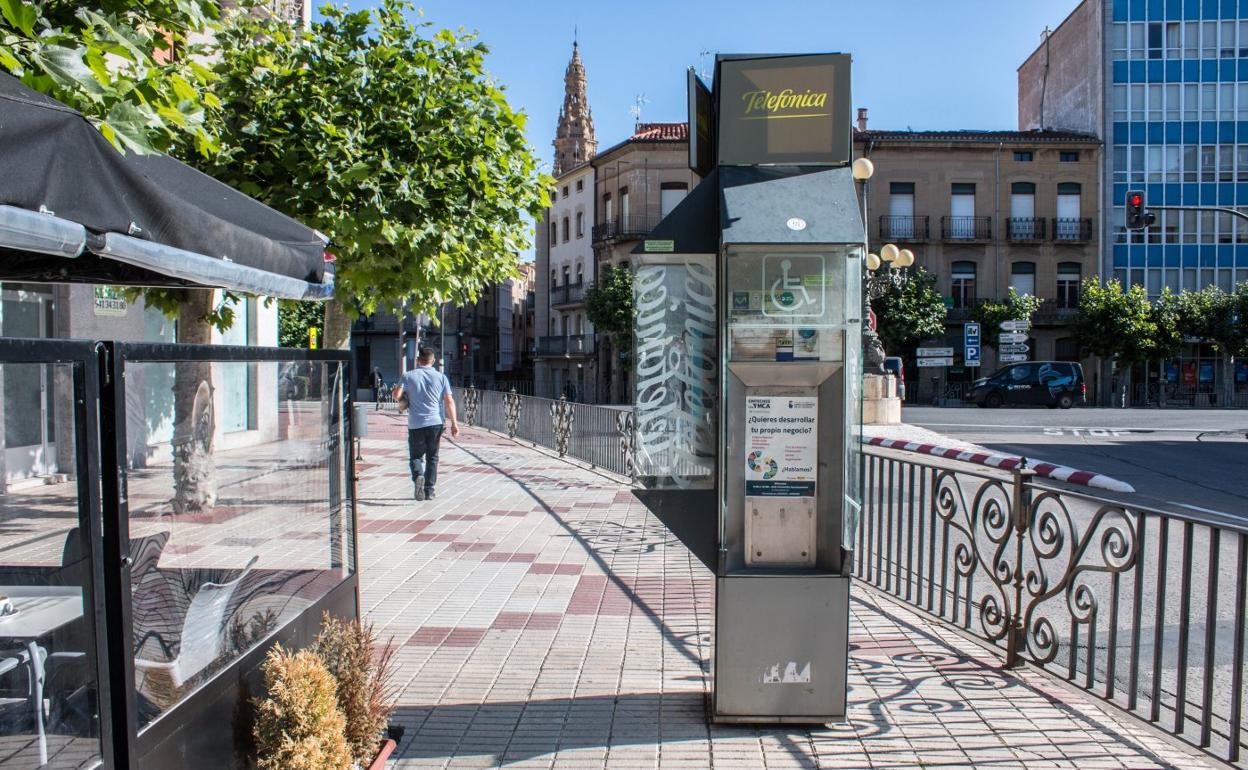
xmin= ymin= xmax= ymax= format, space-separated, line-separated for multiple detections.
xmin=761 ymin=661 xmax=812 ymax=684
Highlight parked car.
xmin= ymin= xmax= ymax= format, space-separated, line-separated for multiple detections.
xmin=883 ymin=356 xmax=906 ymax=400
xmin=971 ymin=361 xmax=1085 ymax=409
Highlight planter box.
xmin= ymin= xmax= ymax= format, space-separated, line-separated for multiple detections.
xmin=366 ymin=738 xmax=397 ymax=770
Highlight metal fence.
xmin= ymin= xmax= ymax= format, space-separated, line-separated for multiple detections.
xmin=857 ymin=445 xmax=1248 ymax=767
xmin=1126 ymin=382 xmax=1248 ymax=409
xmin=456 ymin=387 xmax=635 ymax=478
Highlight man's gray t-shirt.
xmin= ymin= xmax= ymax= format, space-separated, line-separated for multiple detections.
xmin=400 ymin=366 xmax=449 ymax=429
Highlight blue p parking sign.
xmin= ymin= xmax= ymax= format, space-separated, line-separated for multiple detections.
xmin=964 ymin=322 xmax=981 ymax=367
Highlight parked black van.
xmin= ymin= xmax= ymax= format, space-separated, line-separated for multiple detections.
xmin=971 ymin=361 xmax=1085 ymax=409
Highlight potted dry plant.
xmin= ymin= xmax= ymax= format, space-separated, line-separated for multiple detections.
xmin=252 ymin=645 xmax=352 ymax=770
xmin=312 ymin=613 xmax=400 ymax=770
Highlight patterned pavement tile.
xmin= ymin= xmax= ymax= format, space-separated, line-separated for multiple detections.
xmin=356 ymin=416 xmax=1216 ymax=770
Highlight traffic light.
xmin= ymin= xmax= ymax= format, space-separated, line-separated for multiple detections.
xmin=1125 ymin=190 xmax=1155 ymax=230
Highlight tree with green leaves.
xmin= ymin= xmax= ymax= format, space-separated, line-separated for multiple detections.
xmin=196 ymin=0 xmax=551 ymax=350
xmin=1073 ymin=279 xmax=1176 ymax=405
xmin=970 ymin=288 xmax=1042 ymax=349
xmin=279 ymin=300 xmax=325 ymax=349
xmin=2 ymin=0 xmax=232 ymax=512
xmin=870 ymin=267 xmax=947 ymax=357
xmin=0 ymin=0 xmax=221 ymax=156
xmin=1174 ymin=283 xmax=1248 ymax=406
xmin=585 ymin=265 xmax=635 ymax=353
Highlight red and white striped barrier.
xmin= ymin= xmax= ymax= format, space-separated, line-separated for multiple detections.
xmin=863 ymin=436 xmax=1135 ymax=494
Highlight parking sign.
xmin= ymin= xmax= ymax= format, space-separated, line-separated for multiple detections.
xmin=964 ymin=322 xmax=981 ymax=367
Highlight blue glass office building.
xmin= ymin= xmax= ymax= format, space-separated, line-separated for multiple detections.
xmin=1108 ymin=0 xmax=1248 ymax=295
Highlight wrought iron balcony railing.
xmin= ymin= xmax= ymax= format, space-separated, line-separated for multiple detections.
xmin=550 ymin=280 xmax=585 ymax=307
xmin=1007 ymin=217 xmax=1046 ymax=242
xmin=591 ymin=214 xmax=661 ymax=243
xmin=942 ymin=216 xmax=992 ymax=241
xmin=878 ymin=215 xmax=929 ymax=242
xmin=1053 ymin=218 xmax=1093 ymax=242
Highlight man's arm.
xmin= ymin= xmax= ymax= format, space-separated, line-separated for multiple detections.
xmin=442 ymin=391 xmax=459 ymax=437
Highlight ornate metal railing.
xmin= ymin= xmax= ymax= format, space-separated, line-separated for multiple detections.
xmin=858 ymin=445 xmax=1248 ymax=767
xmin=455 ymin=387 xmax=636 ymax=479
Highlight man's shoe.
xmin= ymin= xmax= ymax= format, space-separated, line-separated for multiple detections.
xmin=425 ymin=490 xmax=436 ymax=500
xmin=414 ymin=475 xmax=425 ymax=501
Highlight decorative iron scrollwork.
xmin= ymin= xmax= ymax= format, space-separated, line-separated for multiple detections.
xmin=504 ymin=389 xmax=521 ymax=438
xmin=616 ymin=410 xmax=637 ymax=481
xmin=923 ymin=468 xmax=1138 ymax=667
xmin=463 ymin=387 xmax=479 ymax=427
xmin=551 ymin=395 xmax=573 ymax=457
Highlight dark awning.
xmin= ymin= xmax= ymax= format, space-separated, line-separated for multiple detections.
xmin=719 ymin=165 xmax=863 ymax=245
xmin=630 ymin=169 xmax=719 ymax=256
xmin=0 ymin=73 xmax=332 ymax=300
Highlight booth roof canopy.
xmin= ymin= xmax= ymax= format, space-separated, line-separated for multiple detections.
xmin=630 ymin=169 xmax=719 ymax=256
xmin=0 ymin=73 xmax=328 ymax=292
xmin=720 ymin=165 xmax=863 ymax=246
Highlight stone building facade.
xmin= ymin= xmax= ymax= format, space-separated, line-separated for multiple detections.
xmin=854 ymin=122 xmax=1101 ymax=402
xmin=591 ymin=123 xmax=698 ymax=404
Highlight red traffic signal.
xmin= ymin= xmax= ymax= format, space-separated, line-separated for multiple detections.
xmin=1125 ymin=190 xmax=1154 ymax=230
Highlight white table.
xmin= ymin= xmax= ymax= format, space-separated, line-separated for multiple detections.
xmin=0 ymin=585 xmax=84 ymax=766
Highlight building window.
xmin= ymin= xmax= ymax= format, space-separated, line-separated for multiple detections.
xmin=576 ymin=179 xmax=583 ymax=192
xmin=660 ymin=182 xmax=688 ymax=218
xmin=949 ymin=183 xmax=976 ymax=239
xmin=1054 ymin=337 xmax=1079 ymax=363
xmin=575 ymin=211 xmax=584 ymax=238
xmin=1013 ymin=151 xmax=1033 ymax=162
xmin=550 ymin=269 xmax=557 ymax=288
xmin=886 ymin=182 xmax=915 ymax=239
xmin=1055 ymin=182 xmax=1082 ymax=240
xmin=603 ymin=192 xmax=613 ymax=223
xmin=951 ymin=261 xmax=976 ymax=308
xmin=575 ymin=262 xmax=583 ymax=285
xmin=561 ymin=185 xmax=569 ymax=198
xmin=1059 ymin=151 xmax=1079 ymax=163
xmin=1057 ymin=262 xmax=1081 ymax=308
xmin=561 ymin=216 xmax=570 ymax=242
xmin=1009 ymin=182 xmax=1036 ymax=240
xmin=1009 ymin=261 xmax=1036 ymax=297
xmin=620 ymin=186 xmax=630 ymax=222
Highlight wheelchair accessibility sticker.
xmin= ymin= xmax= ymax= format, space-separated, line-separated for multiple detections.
xmin=762 ymin=254 xmax=826 ymax=318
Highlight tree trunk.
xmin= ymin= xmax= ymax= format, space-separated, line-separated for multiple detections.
xmin=172 ymin=289 xmax=216 ymax=514
xmin=324 ymin=299 xmax=351 ymax=351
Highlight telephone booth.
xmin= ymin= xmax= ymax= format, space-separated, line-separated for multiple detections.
xmin=715 ymin=170 xmax=864 ymax=721
xmin=632 ymin=53 xmax=865 ymax=723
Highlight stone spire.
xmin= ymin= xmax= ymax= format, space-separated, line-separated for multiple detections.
xmin=553 ymin=40 xmax=596 ymax=176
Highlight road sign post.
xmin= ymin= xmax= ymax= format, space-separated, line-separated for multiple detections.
xmin=964 ymin=322 xmax=980 ymax=368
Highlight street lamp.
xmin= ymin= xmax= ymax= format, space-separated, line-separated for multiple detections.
xmin=853 ymin=157 xmax=912 ymax=374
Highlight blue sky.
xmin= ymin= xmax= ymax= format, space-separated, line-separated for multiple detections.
xmin=327 ymin=0 xmax=1083 ymax=172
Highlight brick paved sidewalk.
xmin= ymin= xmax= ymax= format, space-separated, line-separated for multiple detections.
xmin=357 ymin=416 xmax=1213 ymax=770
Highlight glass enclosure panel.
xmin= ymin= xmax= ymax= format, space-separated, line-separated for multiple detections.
xmin=632 ymin=254 xmax=717 ymax=488
xmin=0 ymin=362 xmax=102 ymax=769
xmin=125 ymin=360 xmax=351 ymax=729
xmin=843 ymin=251 xmax=864 ymax=551
xmin=725 ymin=247 xmax=852 ymax=362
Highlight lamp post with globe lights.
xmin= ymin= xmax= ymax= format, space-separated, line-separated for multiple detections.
xmin=852 ymin=157 xmax=914 ymax=374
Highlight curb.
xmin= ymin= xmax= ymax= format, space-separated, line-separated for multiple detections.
xmin=863 ymin=436 xmax=1136 ymax=494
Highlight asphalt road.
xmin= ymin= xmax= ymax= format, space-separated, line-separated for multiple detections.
xmin=903 ymin=406 xmax=1248 ymax=519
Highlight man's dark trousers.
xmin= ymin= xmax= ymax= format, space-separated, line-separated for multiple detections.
xmin=407 ymin=425 xmax=443 ymax=494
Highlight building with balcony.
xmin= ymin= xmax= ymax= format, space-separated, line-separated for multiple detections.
xmin=1019 ymin=0 xmax=1248 ymax=404
xmin=855 ymin=116 xmax=1100 ymax=400
xmin=535 ymin=42 xmax=599 ymax=402
xmin=590 ymin=122 xmax=698 ymax=403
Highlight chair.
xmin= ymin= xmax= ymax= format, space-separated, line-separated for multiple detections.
xmin=133 ymin=555 xmax=258 ymax=698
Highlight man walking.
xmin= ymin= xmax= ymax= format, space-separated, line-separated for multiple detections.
xmin=395 ymin=347 xmax=459 ymax=500
xmin=370 ymin=365 xmax=384 ymax=409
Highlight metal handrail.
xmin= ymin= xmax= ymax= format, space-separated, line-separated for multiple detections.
xmin=857 ymin=444 xmax=1248 ymax=767
xmin=455 ymin=387 xmax=636 ymax=479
